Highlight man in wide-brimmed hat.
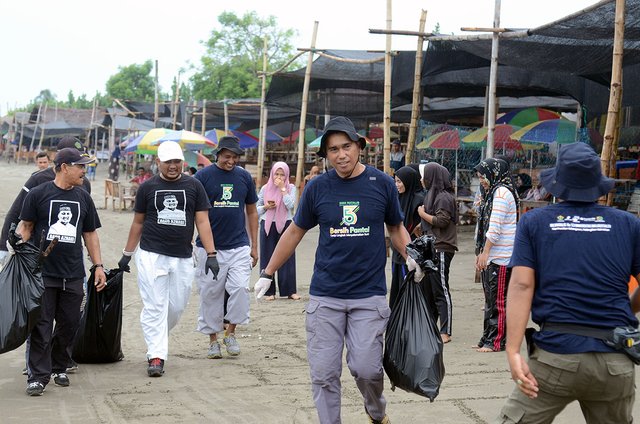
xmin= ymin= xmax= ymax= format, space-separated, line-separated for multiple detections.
xmin=193 ymin=136 xmax=259 ymax=360
xmin=497 ymin=142 xmax=640 ymax=423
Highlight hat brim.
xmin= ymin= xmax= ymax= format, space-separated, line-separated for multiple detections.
xmin=540 ymin=167 xmax=615 ymax=202
xmin=215 ymin=146 xmax=244 ymax=156
xmin=318 ymin=131 xmax=366 ymax=158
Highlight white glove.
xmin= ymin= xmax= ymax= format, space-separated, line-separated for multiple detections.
xmin=254 ymin=277 xmax=272 ymax=301
xmin=5 ymin=241 xmax=15 ymax=256
xmin=406 ymin=256 xmax=424 ymax=282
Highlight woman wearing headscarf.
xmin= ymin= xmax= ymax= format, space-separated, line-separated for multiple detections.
xmin=257 ymin=162 xmax=299 ymax=300
xmin=389 ymin=166 xmax=425 ymax=307
xmin=515 ymin=173 xmax=533 ymax=198
xmin=417 ymin=163 xmax=457 ymax=343
xmin=473 ymin=158 xmax=518 ymax=352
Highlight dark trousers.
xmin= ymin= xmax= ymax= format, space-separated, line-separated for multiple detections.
xmin=389 ymin=261 xmax=407 ymax=309
xmin=28 ymin=278 xmax=84 ymax=386
xmin=479 ymin=262 xmax=510 ymax=351
xmin=259 ymin=220 xmax=297 ymax=297
xmin=421 ymin=251 xmax=454 ymax=336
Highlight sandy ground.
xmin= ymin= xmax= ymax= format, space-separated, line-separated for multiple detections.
xmin=0 ymin=160 xmax=637 ymax=424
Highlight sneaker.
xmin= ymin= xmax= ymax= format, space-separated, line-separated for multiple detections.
xmin=66 ymin=361 xmax=78 ymax=373
xmin=367 ymin=415 xmax=390 ymax=424
xmin=52 ymin=372 xmax=70 ymax=387
xmin=147 ymin=358 xmax=164 ymax=377
xmin=26 ymin=382 xmax=45 ymax=396
xmin=207 ymin=342 xmax=222 ymax=359
xmin=223 ymin=333 xmax=240 ymax=356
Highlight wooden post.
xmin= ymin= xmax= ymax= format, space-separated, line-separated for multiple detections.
xmin=86 ymin=96 xmax=97 ymax=146
xmin=575 ymin=102 xmax=583 ymax=141
xmin=201 ymin=100 xmax=207 ymax=136
xmin=601 ymin=0 xmax=626 ymax=206
xmin=190 ymin=100 xmax=197 ymax=132
xmin=17 ymin=113 xmax=26 ymax=163
xmin=154 ymin=60 xmax=159 ymax=127
xmin=172 ymin=71 xmax=181 ymax=130
xmin=486 ymin=0 xmax=501 ymax=158
xmin=257 ymin=36 xmax=269 ymax=190
xmin=295 ymin=21 xmax=319 ymax=197
xmin=223 ymin=98 xmax=229 ymax=134
xmin=383 ymin=0 xmax=392 ymax=175
xmin=405 ymin=10 xmax=427 ymax=165
xmin=29 ymin=103 xmax=43 ymax=159
xmin=37 ymin=103 xmax=48 ymax=152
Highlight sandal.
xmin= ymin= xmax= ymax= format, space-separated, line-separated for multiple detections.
xmin=288 ymin=294 xmax=301 ymax=301
xmin=264 ymin=295 xmax=276 ymax=301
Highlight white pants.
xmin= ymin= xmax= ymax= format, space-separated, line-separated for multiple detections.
xmin=136 ymin=248 xmax=195 ymax=360
xmin=195 ymin=245 xmax=251 ymax=334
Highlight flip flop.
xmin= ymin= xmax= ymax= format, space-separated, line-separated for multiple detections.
xmin=288 ymin=294 xmax=301 ymax=300
xmin=264 ymin=295 xmax=276 ymax=301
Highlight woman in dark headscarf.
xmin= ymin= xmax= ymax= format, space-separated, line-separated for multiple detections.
xmin=389 ymin=166 xmax=425 ymax=307
xmin=516 ymin=173 xmax=533 ymax=198
xmin=473 ymin=158 xmax=519 ymax=352
xmin=417 ymin=163 xmax=457 ymax=343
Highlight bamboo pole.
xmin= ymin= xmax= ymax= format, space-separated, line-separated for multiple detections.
xmin=86 ymin=96 xmax=97 ymax=146
xmin=223 ymin=98 xmax=229 ymax=134
xmin=601 ymin=0 xmax=625 ymax=204
xmin=405 ymin=10 xmax=427 ymax=165
xmin=37 ymin=103 xmax=48 ymax=152
xmin=17 ymin=113 xmax=26 ymax=163
xmin=172 ymin=71 xmax=182 ymax=130
xmin=295 ymin=21 xmax=319 ymax=196
xmin=486 ymin=0 xmax=501 ymax=158
xmin=383 ymin=0 xmax=392 ymax=175
xmin=190 ymin=100 xmax=197 ymax=132
xmin=28 ymin=103 xmax=43 ymax=159
xmin=201 ymin=100 xmax=207 ymax=136
xmin=257 ymin=36 xmax=269 ymax=191
xmin=154 ymin=60 xmax=159 ymax=127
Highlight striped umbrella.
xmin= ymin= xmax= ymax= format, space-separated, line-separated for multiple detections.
xmin=416 ymin=129 xmax=467 ymax=150
xmin=496 ymin=107 xmax=563 ymax=127
xmin=510 ymin=119 xmax=577 ymax=144
xmin=462 ymin=124 xmax=524 ymax=150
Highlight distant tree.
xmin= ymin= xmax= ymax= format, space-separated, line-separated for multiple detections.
xmin=33 ymin=89 xmax=56 ymax=105
xmin=433 ymin=22 xmax=441 ymax=34
xmin=105 ymin=60 xmax=156 ymax=101
xmin=191 ymin=11 xmax=299 ymax=100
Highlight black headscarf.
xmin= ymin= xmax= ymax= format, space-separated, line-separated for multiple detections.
xmin=395 ymin=166 xmax=425 ymax=234
xmin=423 ymin=162 xmax=458 ymax=223
xmin=516 ymin=173 xmax=532 ymax=197
xmin=474 ymin=158 xmax=519 ymax=253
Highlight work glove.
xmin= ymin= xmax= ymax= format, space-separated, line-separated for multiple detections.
xmin=254 ymin=271 xmax=273 ymax=301
xmin=118 ymin=254 xmax=132 ymax=272
xmin=406 ymin=256 xmax=424 ymax=282
xmin=205 ymin=255 xmax=219 ymax=279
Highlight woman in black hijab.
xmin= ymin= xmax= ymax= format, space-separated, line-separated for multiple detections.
xmin=418 ymin=162 xmax=458 ymax=343
xmin=389 ymin=166 xmax=425 ymax=307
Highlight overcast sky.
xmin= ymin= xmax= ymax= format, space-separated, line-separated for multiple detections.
xmin=0 ymin=0 xmax=600 ymax=113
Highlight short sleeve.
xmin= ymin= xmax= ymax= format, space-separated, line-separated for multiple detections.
xmin=19 ymin=191 xmax=38 ymax=222
xmin=293 ymin=181 xmax=317 ymax=230
xmin=245 ymin=171 xmax=258 ymax=205
xmin=509 ymin=213 xmax=535 ymax=269
xmin=631 ymin=217 xmax=640 ymax=276
xmin=81 ymin=192 xmax=101 ymax=232
xmin=194 ymin=179 xmax=211 ymax=211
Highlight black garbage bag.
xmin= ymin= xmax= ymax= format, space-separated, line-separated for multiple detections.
xmin=72 ymin=267 xmax=125 ymax=363
xmin=405 ymin=234 xmax=439 ymax=273
xmin=383 ymin=270 xmax=445 ymax=401
xmin=0 ymin=237 xmax=46 ymax=354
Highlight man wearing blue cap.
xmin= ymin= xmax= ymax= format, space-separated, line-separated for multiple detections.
xmin=255 ymin=117 xmax=411 ymax=424
xmin=497 ymin=142 xmax=640 ymax=423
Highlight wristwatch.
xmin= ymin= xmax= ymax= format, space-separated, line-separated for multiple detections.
xmin=260 ymin=270 xmax=274 ymax=280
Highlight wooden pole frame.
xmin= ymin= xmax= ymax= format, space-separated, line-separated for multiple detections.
xmin=295 ymin=21 xmax=319 ymax=195
xmin=405 ymin=10 xmax=427 ymax=165
xmin=37 ymin=103 xmax=48 ymax=152
xmin=383 ymin=0 xmax=392 ymax=175
xmin=257 ymin=36 xmax=269 ymax=190
xmin=154 ymin=60 xmax=159 ymax=127
xmin=486 ymin=0 xmax=502 ymax=158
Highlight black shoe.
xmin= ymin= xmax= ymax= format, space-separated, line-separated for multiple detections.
xmin=26 ymin=382 xmax=45 ymax=396
xmin=66 ymin=361 xmax=78 ymax=373
xmin=147 ymin=358 xmax=164 ymax=377
xmin=52 ymin=372 xmax=70 ymax=387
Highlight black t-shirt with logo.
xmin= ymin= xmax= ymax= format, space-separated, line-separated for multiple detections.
xmin=135 ymin=174 xmax=211 ymax=258
xmin=19 ymin=181 xmax=101 ymax=280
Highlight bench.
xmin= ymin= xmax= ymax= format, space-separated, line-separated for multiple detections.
xmin=104 ymin=179 xmax=135 ymax=211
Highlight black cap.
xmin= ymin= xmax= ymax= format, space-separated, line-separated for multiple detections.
xmin=54 ymin=148 xmax=95 ymax=166
xmin=318 ymin=117 xmax=366 ymax=158
xmin=214 ymin=136 xmax=244 ymax=156
xmin=57 ymin=136 xmax=86 ymax=152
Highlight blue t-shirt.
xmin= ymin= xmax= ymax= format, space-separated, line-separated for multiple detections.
xmin=295 ymin=166 xmax=404 ymax=299
xmin=194 ymin=164 xmax=258 ymax=250
xmin=509 ymin=202 xmax=640 ymax=354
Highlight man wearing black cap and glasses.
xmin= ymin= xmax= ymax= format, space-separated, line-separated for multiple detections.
xmin=497 ymin=142 xmax=640 ymax=423
xmin=15 ymin=147 xmax=106 ymax=396
xmin=194 ymin=136 xmax=259 ymax=360
xmin=0 ymin=136 xmax=92 ymax=262
xmin=254 ymin=116 xmax=411 ymax=424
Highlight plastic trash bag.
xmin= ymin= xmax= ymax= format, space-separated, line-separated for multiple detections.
xmin=405 ymin=234 xmax=439 ymax=273
xmin=72 ymin=267 xmax=125 ymax=363
xmin=383 ymin=270 xmax=445 ymax=401
xmin=0 ymin=237 xmax=45 ymax=354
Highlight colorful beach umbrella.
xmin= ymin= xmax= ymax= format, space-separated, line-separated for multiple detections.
xmin=496 ymin=107 xmax=563 ymax=128
xmin=183 ymin=150 xmax=212 ymax=168
xmin=368 ymin=127 xmax=399 ymax=139
xmin=205 ymin=129 xmax=259 ymax=149
xmin=462 ymin=124 xmax=523 ymax=150
xmin=283 ymin=128 xmax=323 ymax=144
xmin=123 ymin=128 xmax=172 ymax=154
xmin=416 ymin=129 xmax=467 ymax=150
xmin=151 ymin=130 xmax=217 ymax=151
xmin=510 ymin=119 xmax=577 ymax=144
xmin=246 ymin=128 xmax=284 ymax=143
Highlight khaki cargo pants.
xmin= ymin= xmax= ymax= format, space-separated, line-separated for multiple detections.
xmin=495 ymin=346 xmax=635 ymax=424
